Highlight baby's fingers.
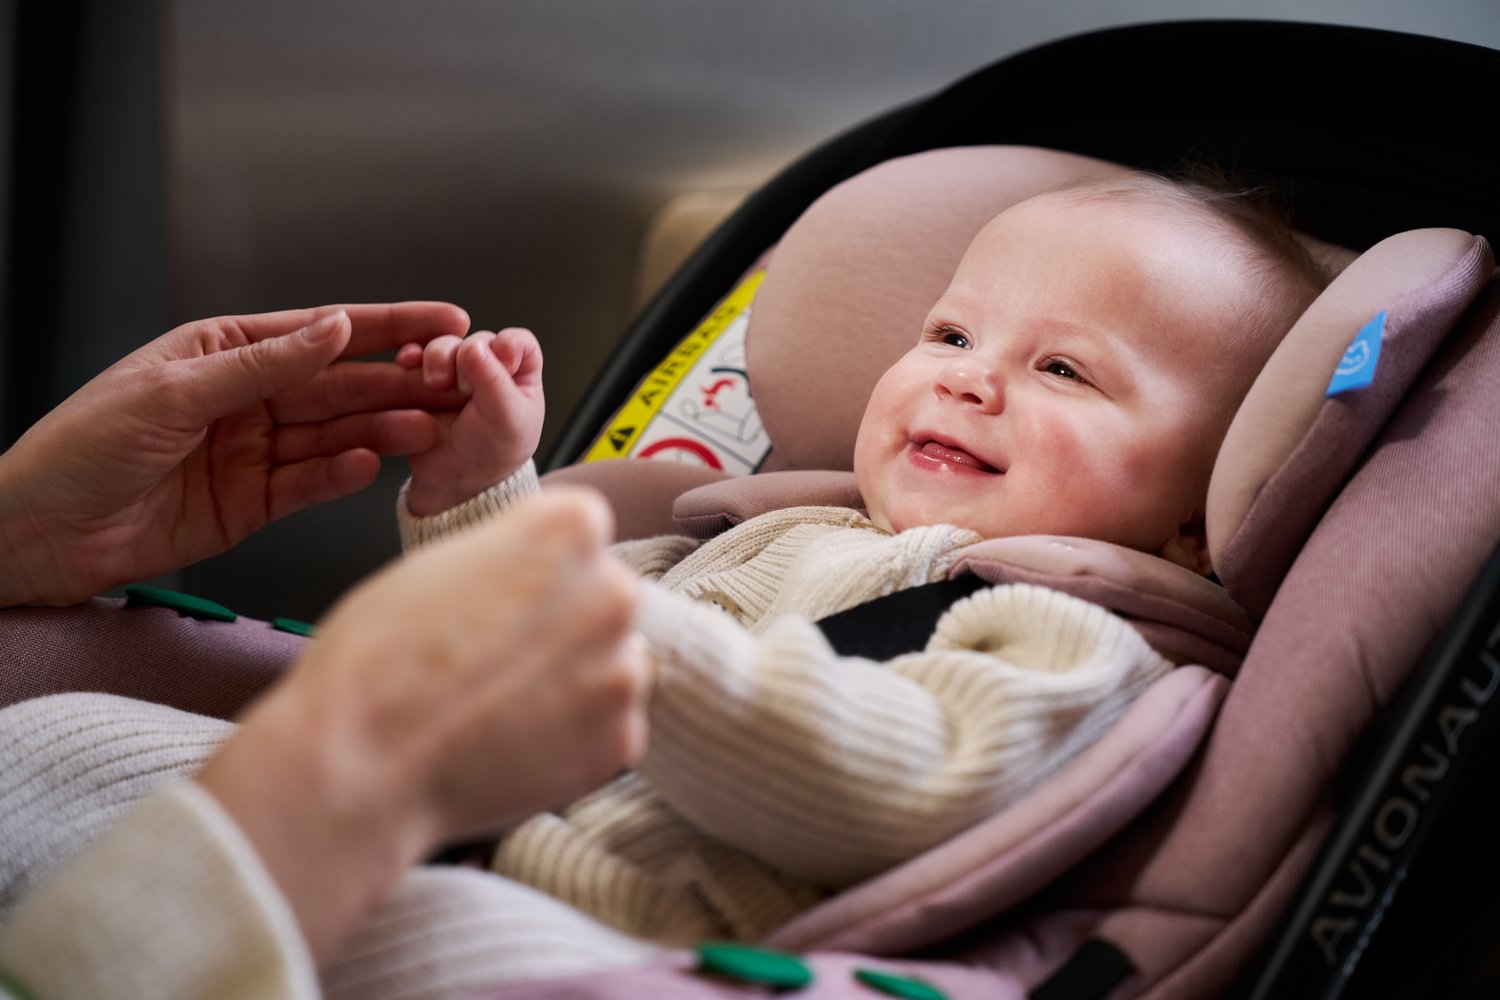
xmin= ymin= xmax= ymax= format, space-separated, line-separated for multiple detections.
xmin=454 ymin=332 xmax=497 ymax=396
xmin=459 ymin=332 xmax=544 ymax=430
xmin=456 ymin=333 xmax=521 ymax=416
xmin=420 ymin=335 xmax=465 ymax=391
xmin=490 ymin=327 xmax=543 ymax=386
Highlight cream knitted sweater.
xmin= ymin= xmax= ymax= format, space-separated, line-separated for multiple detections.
xmin=398 ymin=462 xmax=1175 ymax=945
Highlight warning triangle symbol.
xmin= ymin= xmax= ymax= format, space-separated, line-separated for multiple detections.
xmin=608 ymin=427 xmax=634 ymax=452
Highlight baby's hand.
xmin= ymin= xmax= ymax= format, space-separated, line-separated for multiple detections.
xmin=396 ymin=327 xmax=545 ymax=516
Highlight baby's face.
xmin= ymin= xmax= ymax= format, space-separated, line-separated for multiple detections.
xmin=853 ymin=192 xmax=1246 ymax=562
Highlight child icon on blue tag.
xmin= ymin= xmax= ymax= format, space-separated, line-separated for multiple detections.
xmin=1327 ymin=311 xmax=1386 ymax=396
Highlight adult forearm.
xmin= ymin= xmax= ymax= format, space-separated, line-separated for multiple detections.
xmin=194 ymin=676 xmax=438 ymax=964
xmin=0 ymin=449 xmax=70 ymax=608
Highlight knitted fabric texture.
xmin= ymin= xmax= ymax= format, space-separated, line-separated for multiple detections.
xmin=401 ymin=469 xmax=1174 ymax=945
xmin=0 ymin=694 xmax=317 ymax=1000
xmin=396 ymin=459 xmax=541 ymax=550
xmin=0 ymin=693 xmax=660 ymax=1000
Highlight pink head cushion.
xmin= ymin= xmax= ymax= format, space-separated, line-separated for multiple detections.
xmin=1207 ymin=228 xmax=1494 ymax=616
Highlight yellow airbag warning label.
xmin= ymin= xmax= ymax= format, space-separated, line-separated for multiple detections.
xmin=584 ymin=270 xmax=771 ymax=474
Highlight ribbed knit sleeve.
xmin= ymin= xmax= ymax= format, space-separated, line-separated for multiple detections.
xmin=633 ymin=580 xmax=1173 ymax=889
xmin=0 ymin=781 xmax=318 ymax=1000
xmin=396 ymin=460 xmax=541 ymax=551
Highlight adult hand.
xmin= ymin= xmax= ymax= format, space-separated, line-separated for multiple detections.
xmin=197 ymin=487 xmax=650 ymax=960
xmin=0 ymin=303 xmax=470 ymax=607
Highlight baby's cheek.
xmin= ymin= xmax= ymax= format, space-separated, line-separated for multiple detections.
xmin=1029 ymin=412 xmax=1093 ymax=476
xmin=851 ymin=429 xmax=893 ymax=530
xmin=1032 ymin=415 xmax=1137 ymax=522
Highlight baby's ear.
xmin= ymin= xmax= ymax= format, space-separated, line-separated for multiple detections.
xmin=1157 ymin=514 xmax=1213 ymax=577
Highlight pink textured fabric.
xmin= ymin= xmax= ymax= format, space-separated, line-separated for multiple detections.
xmin=488 ymin=949 xmax=1028 ymax=1000
xmin=954 ymin=537 xmax=1253 ymax=675
xmin=672 ymin=470 xmax=866 ymax=538
xmin=1209 ymin=232 xmax=1493 ymax=618
xmin=764 ymin=668 xmax=1227 ymax=955
xmin=541 ymin=460 xmax=732 ymax=541
xmin=0 ymin=599 xmax=302 ymax=718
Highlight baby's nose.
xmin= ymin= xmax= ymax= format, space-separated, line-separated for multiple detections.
xmin=936 ymin=359 xmax=1003 ymax=412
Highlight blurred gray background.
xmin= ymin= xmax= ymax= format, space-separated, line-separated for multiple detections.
xmin=3 ymin=0 xmax=1499 ymax=621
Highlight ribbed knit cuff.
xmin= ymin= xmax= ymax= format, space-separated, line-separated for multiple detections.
xmin=397 ymin=460 xmax=541 ymax=551
xmin=0 ymin=782 xmax=319 ymax=1000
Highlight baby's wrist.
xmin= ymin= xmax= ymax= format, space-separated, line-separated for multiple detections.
xmin=405 ymin=479 xmax=489 ymax=519
xmin=405 ymin=463 xmax=525 ymax=518
xmin=405 ymin=467 xmax=522 ymax=515
xmin=399 ymin=460 xmax=541 ymax=549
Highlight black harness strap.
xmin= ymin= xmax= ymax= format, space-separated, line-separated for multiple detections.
xmin=815 ymin=575 xmax=989 ymax=660
xmin=1029 ymin=939 xmax=1135 ymax=1000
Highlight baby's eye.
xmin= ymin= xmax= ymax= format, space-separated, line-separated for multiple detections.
xmin=1042 ymin=358 xmax=1086 ymax=383
xmin=927 ymin=326 xmax=970 ymax=349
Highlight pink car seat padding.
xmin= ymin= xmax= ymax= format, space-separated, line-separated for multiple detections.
xmin=492 ymin=949 xmax=1032 ymax=1000
xmin=542 ymin=458 xmax=732 ymax=541
xmin=0 ymin=599 xmax=301 ymax=719
xmin=953 ymin=539 xmax=1252 ymax=675
xmin=763 ymin=666 xmax=1227 ymax=955
xmin=670 ymin=469 xmax=866 ymax=539
xmin=674 ymin=473 xmax=1253 ymax=673
xmin=1050 ymin=280 xmax=1500 ymax=997
xmin=1209 ymin=230 xmax=1495 ymax=618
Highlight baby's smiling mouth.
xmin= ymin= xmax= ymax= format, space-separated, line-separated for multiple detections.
xmin=913 ymin=437 xmax=1001 ymax=474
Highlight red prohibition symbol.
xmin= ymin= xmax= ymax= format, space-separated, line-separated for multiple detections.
xmin=637 ymin=437 xmax=725 ymax=470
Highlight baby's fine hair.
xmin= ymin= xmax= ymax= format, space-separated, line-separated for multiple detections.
xmin=1052 ymin=169 xmax=1330 ymax=366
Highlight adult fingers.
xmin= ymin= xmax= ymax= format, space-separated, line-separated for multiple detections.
xmin=465 ymin=627 xmax=651 ymax=829
xmin=271 ymin=410 xmax=438 ymax=464
xmin=502 ymin=486 xmax=617 ymax=561
xmin=270 ymin=359 xmax=467 ymax=422
xmin=266 ymin=450 xmax=383 ymax=522
xmin=432 ymin=562 xmax=647 ymax=832
xmin=172 ymin=311 xmax=354 ymax=423
xmin=229 ymin=302 xmax=470 ymax=359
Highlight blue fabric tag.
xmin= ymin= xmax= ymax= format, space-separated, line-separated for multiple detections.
xmin=1326 ymin=311 xmax=1386 ymax=396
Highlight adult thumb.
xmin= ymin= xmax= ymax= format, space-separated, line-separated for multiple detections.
xmin=184 ymin=311 xmax=350 ymax=420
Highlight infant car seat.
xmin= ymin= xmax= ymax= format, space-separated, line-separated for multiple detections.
xmin=520 ymin=163 xmax=1494 ymax=1000
xmin=2 ymin=19 xmax=1498 ymax=1000
xmin=521 ymin=20 xmax=1500 ymax=1000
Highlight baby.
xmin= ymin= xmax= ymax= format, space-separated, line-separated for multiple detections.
xmin=390 ymin=173 xmax=1326 ymax=980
